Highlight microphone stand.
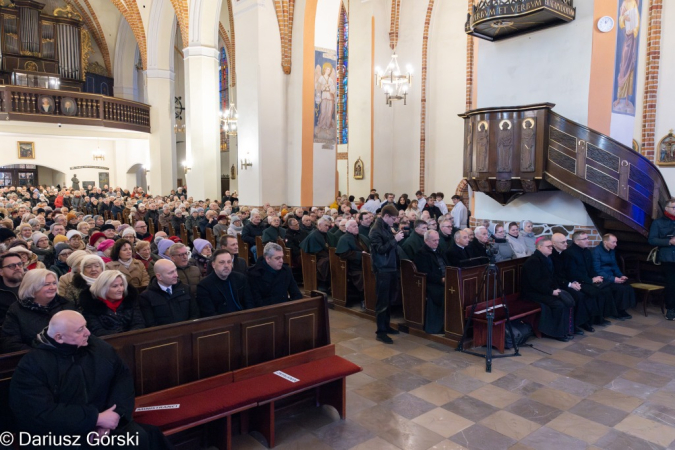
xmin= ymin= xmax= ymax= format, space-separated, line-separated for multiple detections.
xmin=456 ymin=243 xmax=520 ymax=372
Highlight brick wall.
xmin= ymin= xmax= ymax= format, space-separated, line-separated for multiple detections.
xmin=465 ymin=0 xmax=474 ymax=111
xmin=641 ymin=0 xmax=663 ymax=161
xmin=419 ymin=0 xmax=435 ymax=192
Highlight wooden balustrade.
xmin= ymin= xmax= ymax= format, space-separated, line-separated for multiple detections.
xmin=0 ymin=85 xmax=150 ymax=133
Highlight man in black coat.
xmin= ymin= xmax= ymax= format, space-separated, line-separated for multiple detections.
xmin=400 ymin=220 xmax=428 ymax=260
xmin=0 ymin=253 xmax=24 ymax=327
xmin=299 ymin=218 xmax=332 ymax=287
xmin=437 ymin=218 xmax=458 ymax=255
xmin=521 ymin=237 xmax=575 ymax=341
xmin=564 ymin=231 xmax=622 ymax=321
xmin=139 ymin=260 xmax=199 ymax=327
xmin=446 ymin=229 xmax=480 ymax=268
xmin=197 ymin=249 xmax=254 ymax=317
xmin=369 ymin=205 xmax=404 ymax=344
xmin=466 ymin=226 xmax=491 ymax=263
xmin=242 ymin=211 xmax=265 ymax=261
xmin=284 ymin=218 xmax=307 ymax=267
xmin=9 ymin=311 xmax=171 ymax=449
xmin=413 ymin=231 xmax=447 ymax=334
xmin=551 ymin=233 xmax=604 ymax=332
xmin=216 ymin=235 xmax=248 ymax=274
xmin=336 ymin=219 xmax=369 ymax=293
xmin=247 ymin=243 xmax=302 ymax=307
xmin=262 ymin=216 xmax=286 ymax=245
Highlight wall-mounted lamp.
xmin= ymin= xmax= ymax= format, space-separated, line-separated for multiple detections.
xmin=182 ymin=160 xmax=192 ymax=173
xmin=240 ymin=158 xmax=252 ymax=171
xmin=143 ymin=164 xmax=150 ymax=175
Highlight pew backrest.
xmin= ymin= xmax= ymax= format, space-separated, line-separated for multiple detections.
xmin=237 ymin=234 xmax=250 ymax=265
xmin=400 ymin=259 xmax=426 ymax=330
xmin=328 ymin=247 xmax=348 ymax=306
xmin=361 ymin=253 xmax=377 ymax=316
xmin=300 ymin=250 xmax=318 ymax=294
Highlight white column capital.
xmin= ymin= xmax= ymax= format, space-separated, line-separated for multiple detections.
xmin=182 ymin=45 xmax=219 ymax=60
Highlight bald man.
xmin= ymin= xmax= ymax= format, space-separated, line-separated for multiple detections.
xmin=139 ymin=259 xmax=199 ymax=327
xmin=336 ymin=219 xmax=370 ymax=294
xmin=413 ymin=230 xmax=448 ymax=334
xmin=10 ymin=311 xmax=171 ymax=449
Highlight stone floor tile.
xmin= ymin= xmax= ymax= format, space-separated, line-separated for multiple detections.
xmin=479 ymin=410 xmax=541 ymax=441
xmin=528 ymin=387 xmax=582 ymax=410
xmin=588 ymin=388 xmax=644 ymax=413
xmin=614 ymin=414 xmax=675 ymax=447
xmin=313 ymin=419 xmax=376 ymax=450
xmin=547 ymin=376 xmax=600 ymax=397
xmin=545 ymin=411 xmax=610 ymax=443
xmin=604 ymin=377 xmax=659 ymax=400
xmin=567 ymin=399 xmax=630 ymax=427
xmin=380 ymin=393 xmax=437 ymax=420
xmin=492 ymin=373 xmax=544 ymax=396
xmin=441 ymin=395 xmax=500 ymax=422
xmin=449 ymin=424 xmax=517 ymax=450
xmin=435 ymin=371 xmax=486 ymax=394
xmin=503 ymin=398 xmax=564 ymax=425
xmin=385 ymin=371 xmax=432 ymax=392
xmin=353 ymin=379 xmax=403 ymax=403
xmin=519 ymin=426 xmax=588 ymax=450
xmin=594 ymin=429 xmax=664 ymax=450
xmin=409 ymin=382 xmax=463 ymax=406
xmin=412 ymin=407 xmax=474 ymax=438
xmin=468 ymin=384 xmax=522 ymax=409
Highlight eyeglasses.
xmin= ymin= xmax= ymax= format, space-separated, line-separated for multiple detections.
xmin=175 ymin=252 xmax=189 ymax=258
xmin=2 ymin=263 xmax=23 ymax=270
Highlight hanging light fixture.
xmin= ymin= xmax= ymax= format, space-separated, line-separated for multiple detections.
xmin=375 ymin=53 xmax=412 ymax=107
xmin=220 ymin=102 xmax=238 ymax=136
xmin=92 ymin=139 xmax=105 ymax=161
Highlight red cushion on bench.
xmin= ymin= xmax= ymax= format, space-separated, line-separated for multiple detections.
xmin=134 ymin=383 xmax=255 ymax=431
xmin=233 ymin=355 xmax=361 ymax=402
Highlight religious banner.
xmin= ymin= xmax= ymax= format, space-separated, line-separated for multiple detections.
xmin=313 ymin=48 xmax=337 ymax=145
xmin=609 ymin=0 xmax=642 ymax=147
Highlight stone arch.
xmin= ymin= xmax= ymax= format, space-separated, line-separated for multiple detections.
xmin=108 ymin=0 xmax=147 ymax=69
xmin=188 ymin=0 xmax=221 ymax=48
xmin=126 ymin=163 xmax=146 ymax=190
xmin=147 ymin=0 xmax=178 ymax=73
xmin=114 ymin=19 xmax=139 ymax=100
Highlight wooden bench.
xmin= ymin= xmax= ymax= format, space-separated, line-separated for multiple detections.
xmin=255 ymin=236 xmax=264 ymax=262
xmin=361 ymin=253 xmax=377 ymax=316
xmin=180 ymin=224 xmax=189 ymax=245
xmin=0 ymin=296 xmax=331 ymax=443
xmin=148 ymin=219 xmax=155 ymax=236
xmin=168 ymin=223 xmax=176 ymax=238
xmin=329 ymin=247 xmax=348 ymax=306
xmin=193 ymin=225 xmax=201 ymax=241
xmin=237 ymin=234 xmax=250 ymax=266
xmin=134 ymin=345 xmax=360 ymax=448
xmin=300 ymin=250 xmax=318 ymax=294
xmin=399 ymin=259 xmax=426 ymax=331
xmin=277 ymin=238 xmax=292 ymax=266
xmin=206 ymin=227 xmax=216 ymax=248
xmin=465 ymin=294 xmax=541 ymax=353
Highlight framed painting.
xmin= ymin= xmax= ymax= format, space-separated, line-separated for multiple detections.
xmin=657 ymin=131 xmax=675 ymax=167
xmin=18 ymin=141 xmax=35 ymax=159
xmin=353 ymin=157 xmax=364 ymax=180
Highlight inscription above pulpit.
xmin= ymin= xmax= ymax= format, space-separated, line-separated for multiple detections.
xmin=466 ymin=0 xmax=576 ymax=42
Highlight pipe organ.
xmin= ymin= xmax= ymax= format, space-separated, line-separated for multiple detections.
xmin=0 ymin=0 xmax=90 ymax=91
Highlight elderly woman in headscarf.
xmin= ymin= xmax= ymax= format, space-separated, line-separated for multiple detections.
xmin=8 ymin=241 xmax=45 ymax=271
xmin=521 ymin=220 xmax=537 ymax=255
xmin=60 ymin=254 xmax=106 ymax=309
xmin=96 ymin=239 xmax=115 ymax=263
xmin=190 ymin=239 xmax=213 ymax=277
xmin=506 ymin=221 xmax=531 ymax=259
xmin=157 ymin=238 xmax=175 ymax=260
xmin=31 ymin=232 xmax=54 ymax=267
xmin=1 ymin=269 xmax=75 ymax=353
xmin=15 ymin=223 xmax=33 ymax=242
xmin=56 ymin=250 xmax=90 ymax=304
xmin=227 ymin=214 xmax=244 ymax=236
xmin=79 ymin=270 xmax=145 ymax=336
xmin=66 ymin=229 xmax=86 ymax=252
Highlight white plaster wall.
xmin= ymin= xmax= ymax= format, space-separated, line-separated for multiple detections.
xmin=426 ymin=0 xmax=469 ymax=196
xmin=654 ymin=2 xmax=675 ymax=195
xmin=474 ymin=191 xmax=595 ymax=226
xmin=476 ymin=0 xmax=595 ymax=126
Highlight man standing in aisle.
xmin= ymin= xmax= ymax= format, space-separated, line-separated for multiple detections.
xmin=649 ymin=198 xmax=675 ymax=319
xmin=369 ymin=205 xmax=404 ymax=344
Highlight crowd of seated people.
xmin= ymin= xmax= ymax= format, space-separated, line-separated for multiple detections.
xmin=0 ymin=183 xmax=643 ymax=352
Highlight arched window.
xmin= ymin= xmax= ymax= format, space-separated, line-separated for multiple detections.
xmin=337 ymin=3 xmax=348 ymax=144
xmin=219 ymin=47 xmax=229 ymax=152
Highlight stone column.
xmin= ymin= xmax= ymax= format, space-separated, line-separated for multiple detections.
xmin=183 ymin=45 xmax=222 ymax=201
xmin=145 ymin=70 xmax=177 ymax=195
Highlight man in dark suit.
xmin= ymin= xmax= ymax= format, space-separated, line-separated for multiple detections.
xmin=247 ymin=243 xmax=302 ymax=307
xmin=196 ymin=249 xmax=254 ymax=317
xmin=336 ymin=219 xmax=369 ymax=293
xmin=564 ymin=231 xmax=624 ymax=321
xmin=413 ymin=230 xmax=447 ymax=334
xmin=215 ymin=235 xmax=247 ymax=274
xmin=446 ymin=229 xmax=478 ymax=268
xmin=400 ymin=220 xmax=428 ymax=260
xmin=522 ymin=236 xmax=575 ymax=342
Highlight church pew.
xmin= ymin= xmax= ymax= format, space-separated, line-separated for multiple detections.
xmin=206 ymin=227 xmax=216 ymax=248
xmin=180 ymin=224 xmax=188 ymax=245
xmin=237 ymin=234 xmax=250 ymax=266
xmin=444 ymin=258 xmax=528 ymax=343
xmin=168 ymin=223 xmax=176 ymax=238
xmin=361 ymin=253 xmax=377 ymax=316
xmin=255 ymin=236 xmax=264 ymax=262
xmin=193 ymin=225 xmax=201 ymax=241
xmin=117 ymin=212 xmax=123 ymax=222
xmin=148 ymin=219 xmax=155 ymax=236
xmin=300 ymin=250 xmax=318 ymax=294
xmin=328 ymin=247 xmax=348 ymax=306
xmin=277 ymin=238 xmax=292 ymax=266
xmin=0 ymin=294 xmax=331 ymax=432
xmin=399 ymin=259 xmax=426 ymax=331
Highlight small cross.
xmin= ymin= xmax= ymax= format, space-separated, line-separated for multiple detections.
xmin=448 ymin=287 xmax=456 ymax=294
xmin=340 ymin=264 xmax=345 ymax=270
xmin=416 ymin=280 xmax=422 ymax=287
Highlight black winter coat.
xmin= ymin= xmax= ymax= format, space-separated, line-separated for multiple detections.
xmin=9 ymin=331 xmax=135 ymax=444
xmin=196 ymin=271 xmax=254 ymax=317
xmin=369 ymin=218 xmax=399 ymax=273
xmin=139 ymin=278 xmax=199 ymax=327
xmin=563 ymin=243 xmax=598 ymax=285
xmin=648 ymin=216 xmax=675 ymax=263
xmin=0 ymin=278 xmax=19 ymax=327
xmin=247 ymin=258 xmax=302 ymax=307
xmin=79 ymin=285 xmax=146 ymax=336
xmin=242 ymin=222 xmax=265 ymax=246
xmin=521 ymin=250 xmax=560 ymax=302
xmin=1 ymin=295 xmax=75 ymax=353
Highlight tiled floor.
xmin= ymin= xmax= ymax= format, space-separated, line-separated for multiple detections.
xmin=232 ymin=305 xmax=675 ymax=450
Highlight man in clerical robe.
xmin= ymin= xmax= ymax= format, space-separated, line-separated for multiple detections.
xmin=299 ymin=217 xmax=331 ymax=288
xmin=336 ymin=219 xmax=369 ymax=293
xmin=413 ymin=230 xmax=447 ymax=334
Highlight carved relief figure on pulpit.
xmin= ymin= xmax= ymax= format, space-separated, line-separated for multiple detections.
xmin=521 ymin=118 xmax=536 ymax=172
xmin=476 ymin=121 xmax=489 ymax=172
xmin=465 ymin=122 xmax=473 ymax=174
xmin=497 ymin=120 xmax=513 ymax=173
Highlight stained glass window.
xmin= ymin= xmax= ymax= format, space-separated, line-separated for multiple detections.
xmin=337 ymin=4 xmax=348 ymax=144
xmin=219 ymin=47 xmax=229 ymax=152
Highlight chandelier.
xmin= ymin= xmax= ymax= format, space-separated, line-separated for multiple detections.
xmin=92 ymin=141 xmax=105 ymax=161
xmin=220 ymin=103 xmax=238 ymax=136
xmin=375 ymin=53 xmax=412 ymax=106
